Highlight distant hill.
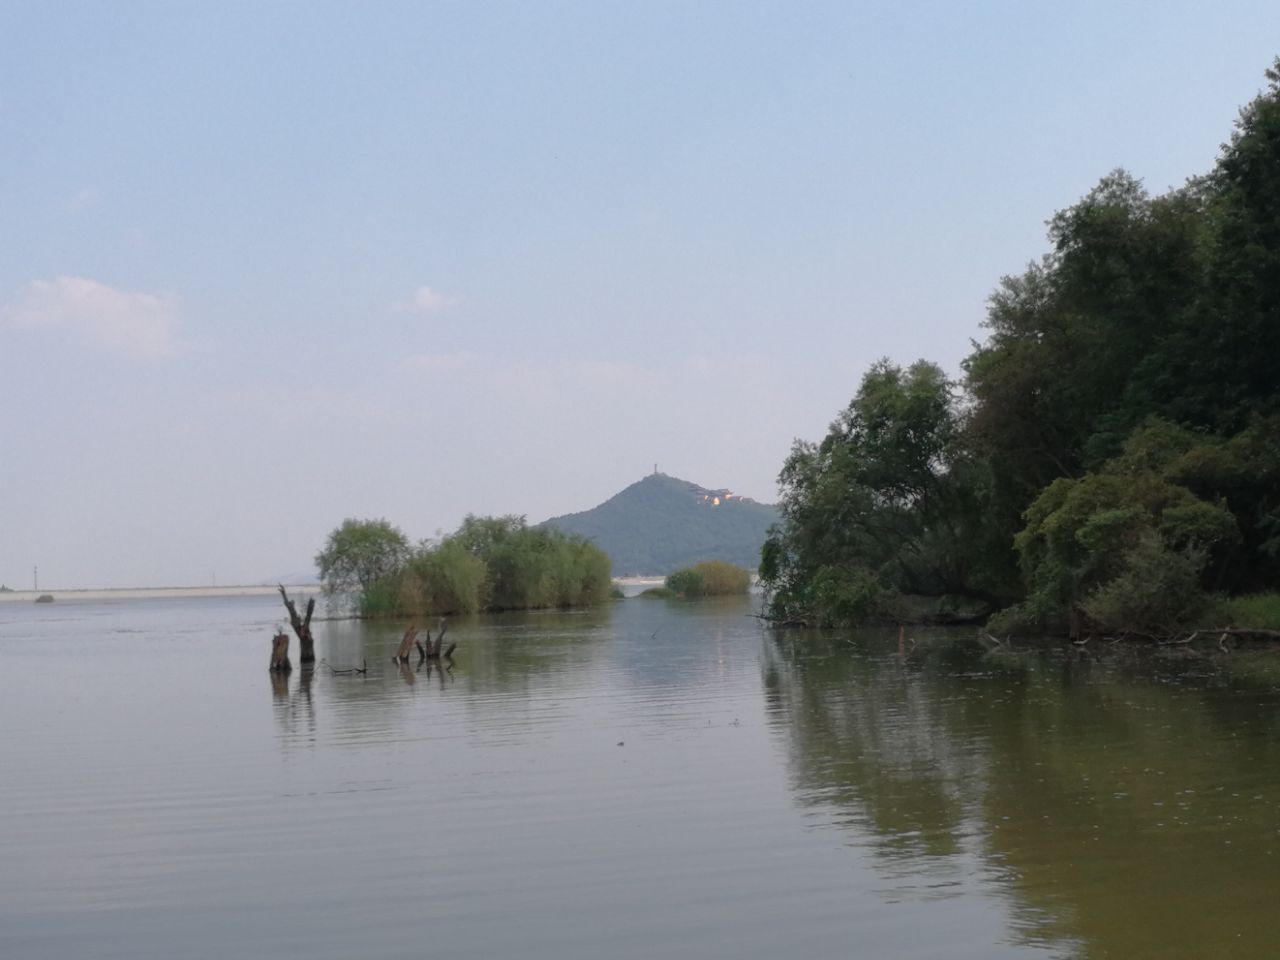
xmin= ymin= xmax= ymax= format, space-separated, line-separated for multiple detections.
xmin=541 ymin=473 xmax=779 ymax=575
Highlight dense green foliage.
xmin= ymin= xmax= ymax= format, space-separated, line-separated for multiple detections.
xmin=354 ymin=514 xmax=612 ymax=617
xmin=761 ymin=360 xmax=1014 ymax=625
xmin=543 ymin=473 xmax=778 ymax=574
xmin=665 ymin=560 xmax=751 ymax=598
xmin=315 ymin=518 xmax=412 ymax=597
xmin=763 ymin=60 xmax=1280 ymax=634
xmin=1214 ymin=593 xmax=1280 ymax=630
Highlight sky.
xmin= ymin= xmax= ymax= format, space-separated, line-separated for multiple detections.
xmin=1 ymin=1 xmax=1276 ymax=588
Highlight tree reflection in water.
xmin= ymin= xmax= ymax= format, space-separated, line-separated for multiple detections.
xmin=763 ymin=629 xmax=1280 ymax=958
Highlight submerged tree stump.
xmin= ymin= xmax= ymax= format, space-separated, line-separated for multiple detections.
xmin=278 ymin=585 xmax=316 ymax=665
xmin=393 ymin=625 xmax=419 ymax=663
xmin=419 ymin=619 xmax=454 ymax=663
xmin=269 ymin=631 xmax=292 ymax=673
xmin=392 ymin=619 xmax=456 ymax=666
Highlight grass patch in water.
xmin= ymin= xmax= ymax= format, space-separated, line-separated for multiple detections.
xmin=638 ymin=587 xmax=673 ymax=599
xmin=665 ymin=560 xmax=751 ymax=598
xmin=1214 ymin=592 xmax=1280 ymax=630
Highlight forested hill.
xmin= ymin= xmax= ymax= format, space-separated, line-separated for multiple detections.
xmin=541 ymin=473 xmax=778 ymax=575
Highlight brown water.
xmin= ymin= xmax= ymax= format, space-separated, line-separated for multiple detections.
xmin=1 ymin=595 xmax=1277 ymax=958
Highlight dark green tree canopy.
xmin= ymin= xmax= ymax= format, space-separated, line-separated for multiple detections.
xmin=762 ymin=360 xmax=1015 ymax=626
xmin=764 ymin=58 xmax=1280 ymax=634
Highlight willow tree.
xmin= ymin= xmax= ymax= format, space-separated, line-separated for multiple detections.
xmin=761 ymin=360 xmax=1013 ymax=626
xmin=315 ymin=518 xmax=411 ymax=599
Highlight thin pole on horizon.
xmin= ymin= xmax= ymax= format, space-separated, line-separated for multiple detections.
xmin=33 ymin=565 xmax=37 ymax=591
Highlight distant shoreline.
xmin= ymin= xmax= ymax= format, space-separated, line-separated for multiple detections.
xmin=0 ymin=578 xmax=669 ymax=604
xmin=0 ymin=584 xmax=323 ymax=604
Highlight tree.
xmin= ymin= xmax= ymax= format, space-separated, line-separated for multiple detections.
xmin=762 ymin=58 xmax=1280 ymax=634
xmin=992 ymin=467 xmax=1239 ymax=635
xmin=761 ymin=360 xmax=1013 ymax=625
xmin=315 ymin=518 xmax=411 ymax=598
xmin=353 ymin=514 xmax=613 ymax=617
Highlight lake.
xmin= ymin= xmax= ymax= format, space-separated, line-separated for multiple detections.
xmin=2 ymin=593 xmax=1278 ymax=958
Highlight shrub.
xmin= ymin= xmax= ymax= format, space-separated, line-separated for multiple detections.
xmin=665 ymin=568 xmax=705 ymax=597
xmin=1213 ymin=592 xmax=1280 ymax=630
xmin=1010 ymin=472 xmax=1238 ymax=634
xmin=805 ymin=565 xmax=882 ymax=624
xmin=665 ymin=560 xmax=751 ymax=598
xmin=397 ymin=539 xmax=487 ymax=616
xmin=1079 ymin=533 xmax=1209 ymax=635
xmin=346 ymin=514 xmax=612 ymax=617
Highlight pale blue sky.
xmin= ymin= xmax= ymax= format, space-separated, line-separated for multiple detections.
xmin=2 ymin=2 xmax=1276 ymax=587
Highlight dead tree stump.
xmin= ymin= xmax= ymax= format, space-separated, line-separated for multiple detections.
xmin=278 ymin=585 xmax=316 ymax=665
xmin=432 ymin=619 xmax=454 ymax=659
xmin=416 ymin=619 xmax=454 ymax=664
xmin=269 ymin=631 xmax=292 ymax=673
xmin=393 ymin=625 xmax=419 ymax=663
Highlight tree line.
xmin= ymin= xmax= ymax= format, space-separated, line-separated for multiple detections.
xmin=316 ymin=515 xmax=612 ymax=617
xmin=761 ymin=59 xmax=1280 ymax=636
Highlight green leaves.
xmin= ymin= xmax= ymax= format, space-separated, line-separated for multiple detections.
xmin=665 ymin=560 xmax=750 ymax=598
xmin=315 ymin=518 xmax=411 ymax=598
xmin=767 ymin=59 xmax=1280 ymax=633
xmin=317 ymin=515 xmax=612 ymax=617
xmin=762 ymin=359 xmax=1007 ymax=626
xmin=406 ymin=517 xmax=611 ymax=615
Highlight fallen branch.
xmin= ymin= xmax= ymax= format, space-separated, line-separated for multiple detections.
xmin=1172 ymin=627 xmax=1280 ymax=648
xmin=320 ymin=658 xmax=367 ymax=676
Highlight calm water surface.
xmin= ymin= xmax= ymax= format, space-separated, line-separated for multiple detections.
xmin=1 ymin=594 xmax=1278 ymax=958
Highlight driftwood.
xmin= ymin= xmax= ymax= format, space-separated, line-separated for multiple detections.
xmin=320 ymin=658 xmax=367 ymax=676
xmin=269 ymin=631 xmax=292 ymax=673
xmin=1188 ymin=627 xmax=1280 ymax=641
xmin=1154 ymin=627 xmax=1280 ymax=649
xmin=278 ymin=585 xmax=316 ymax=665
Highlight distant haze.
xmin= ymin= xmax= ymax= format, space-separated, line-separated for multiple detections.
xmin=1 ymin=4 xmax=1275 ymax=588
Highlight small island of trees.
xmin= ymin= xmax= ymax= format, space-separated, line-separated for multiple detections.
xmin=317 ymin=514 xmax=612 ymax=617
xmin=665 ymin=560 xmax=752 ymax=598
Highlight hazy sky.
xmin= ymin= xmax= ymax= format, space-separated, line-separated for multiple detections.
xmin=2 ymin=2 xmax=1275 ymax=588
